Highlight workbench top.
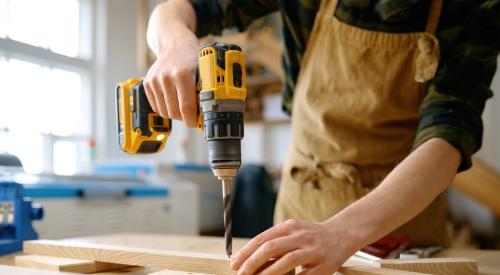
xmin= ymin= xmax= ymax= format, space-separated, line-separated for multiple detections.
xmin=1 ymin=233 xmax=499 ymax=274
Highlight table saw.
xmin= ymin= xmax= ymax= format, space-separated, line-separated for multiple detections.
xmin=0 ymin=233 xmax=499 ymax=275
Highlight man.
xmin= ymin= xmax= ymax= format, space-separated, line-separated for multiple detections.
xmin=144 ymin=0 xmax=499 ymax=274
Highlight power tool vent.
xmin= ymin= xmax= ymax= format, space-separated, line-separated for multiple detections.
xmin=119 ymin=132 xmax=124 ymax=146
xmin=200 ymin=48 xmax=214 ymax=57
xmin=216 ymin=71 xmax=225 ymax=85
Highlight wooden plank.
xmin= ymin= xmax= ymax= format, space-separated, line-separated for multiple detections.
xmin=149 ymin=270 xmax=211 ymax=275
xmin=378 ymin=258 xmax=477 ymax=275
xmin=434 ymin=249 xmax=500 ymax=275
xmin=2 ymin=253 xmax=153 ymax=275
xmin=337 ymin=266 xmax=431 ymax=275
xmin=15 ymin=254 xmax=132 ymax=273
xmin=148 ymin=269 xmax=291 ymax=275
xmin=23 ymin=240 xmax=296 ymax=275
xmin=64 ymin=233 xmax=249 ymax=255
xmin=24 ymin=239 xmax=236 ymax=275
xmin=344 ymin=254 xmax=477 ymax=275
xmin=0 ymin=265 xmax=75 ymax=275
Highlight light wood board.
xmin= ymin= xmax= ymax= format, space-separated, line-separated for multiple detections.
xmin=345 ymin=255 xmax=477 ymax=275
xmin=64 ymin=233 xmax=249 ymax=255
xmin=435 ymin=249 xmax=500 ymax=275
xmin=15 ymin=254 xmax=132 ymax=273
xmin=377 ymin=258 xmax=477 ymax=275
xmin=337 ymin=266 xmax=431 ymax=275
xmin=0 ymin=265 xmax=75 ymax=275
xmin=23 ymin=240 xmax=298 ymax=275
xmin=149 ymin=270 xmax=211 ymax=275
xmin=24 ymin=239 xmax=237 ymax=275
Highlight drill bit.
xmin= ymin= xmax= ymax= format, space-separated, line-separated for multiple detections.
xmin=222 ymin=177 xmax=232 ymax=258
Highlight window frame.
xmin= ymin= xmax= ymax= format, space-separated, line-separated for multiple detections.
xmin=0 ymin=0 xmax=94 ymax=174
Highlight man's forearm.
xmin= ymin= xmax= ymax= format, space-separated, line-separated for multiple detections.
xmin=147 ymin=0 xmax=197 ymax=55
xmin=325 ymin=138 xmax=461 ymax=251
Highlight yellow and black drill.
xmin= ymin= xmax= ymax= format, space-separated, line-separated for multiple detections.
xmin=116 ymin=42 xmax=246 ymax=257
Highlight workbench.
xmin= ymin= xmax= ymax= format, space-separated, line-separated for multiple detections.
xmin=0 ymin=233 xmax=499 ymax=274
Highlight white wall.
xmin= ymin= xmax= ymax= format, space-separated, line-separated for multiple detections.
xmin=477 ymin=57 xmax=500 ymax=171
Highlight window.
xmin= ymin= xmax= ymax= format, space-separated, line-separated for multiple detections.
xmin=0 ymin=0 xmax=92 ymax=175
xmin=1 ymin=0 xmax=80 ymax=57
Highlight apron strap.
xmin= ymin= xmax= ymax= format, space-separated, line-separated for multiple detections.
xmin=415 ymin=0 xmax=443 ymax=82
xmin=312 ymin=0 xmax=338 ymax=24
xmin=312 ymin=0 xmax=339 ymax=20
xmin=425 ymin=0 xmax=443 ymax=35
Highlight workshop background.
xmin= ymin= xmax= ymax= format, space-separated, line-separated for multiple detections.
xmin=0 ymin=0 xmax=499 ymax=252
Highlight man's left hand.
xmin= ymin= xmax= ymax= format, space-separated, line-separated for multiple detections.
xmin=230 ymin=219 xmax=356 ymax=275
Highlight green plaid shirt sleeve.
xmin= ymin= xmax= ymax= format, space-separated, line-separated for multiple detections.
xmin=187 ymin=0 xmax=499 ymax=172
xmin=413 ymin=1 xmax=499 ymax=171
xmin=189 ymin=0 xmax=279 ymax=37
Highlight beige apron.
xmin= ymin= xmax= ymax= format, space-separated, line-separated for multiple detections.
xmin=275 ymin=0 xmax=449 ymax=246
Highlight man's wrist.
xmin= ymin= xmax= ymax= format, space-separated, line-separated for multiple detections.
xmin=151 ymin=23 xmax=196 ymax=56
xmin=322 ymin=216 xmax=364 ymax=256
xmin=147 ymin=0 xmax=197 ymax=55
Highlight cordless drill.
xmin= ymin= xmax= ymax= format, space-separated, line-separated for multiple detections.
xmin=116 ymin=42 xmax=246 ymax=257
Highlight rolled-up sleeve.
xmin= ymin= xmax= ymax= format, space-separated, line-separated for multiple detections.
xmin=189 ymin=0 xmax=279 ymax=37
xmin=413 ymin=0 xmax=499 ymax=171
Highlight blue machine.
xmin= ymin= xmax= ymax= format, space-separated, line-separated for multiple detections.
xmin=0 ymin=181 xmax=43 ymax=255
xmin=19 ymin=174 xmax=169 ymax=199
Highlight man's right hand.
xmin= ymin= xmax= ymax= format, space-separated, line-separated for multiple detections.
xmin=144 ymin=0 xmax=199 ymax=128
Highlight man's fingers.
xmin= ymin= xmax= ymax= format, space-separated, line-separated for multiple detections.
xmin=143 ymin=79 xmax=159 ymax=114
xmin=151 ymin=78 xmax=169 ymax=119
xmin=159 ymin=75 xmax=181 ymax=120
xmin=174 ymin=67 xmax=198 ymax=127
xmin=232 ymin=219 xmax=302 ymax=270
xmin=237 ymin=235 xmax=301 ymax=275
xmin=259 ymin=249 xmax=314 ymax=275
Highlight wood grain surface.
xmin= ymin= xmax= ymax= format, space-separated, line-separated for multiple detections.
xmin=337 ymin=266 xmax=431 ymax=275
xmin=435 ymin=249 xmax=500 ymax=275
xmin=24 ymin=239 xmax=237 ymax=275
xmin=149 ymin=270 xmax=211 ymax=275
xmin=0 ymin=264 xmax=75 ymax=275
xmin=378 ymin=258 xmax=477 ymax=275
xmin=64 ymin=233 xmax=249 ymax=255
xmin=15 ymin=254 xmax=132 ymax=273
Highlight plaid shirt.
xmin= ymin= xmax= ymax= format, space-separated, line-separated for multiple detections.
xmin=190 ymin=0 xmax=499 ymax=171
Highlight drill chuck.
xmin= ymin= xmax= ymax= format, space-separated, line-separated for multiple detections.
xmin=207 ymin=139 xmax=241 ymax=170
xmin=201 ymin=99 xmax=245 ymax=177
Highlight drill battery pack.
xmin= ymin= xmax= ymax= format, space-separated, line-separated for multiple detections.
xmin=116 ymin=79 xmax=171 ymax=154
